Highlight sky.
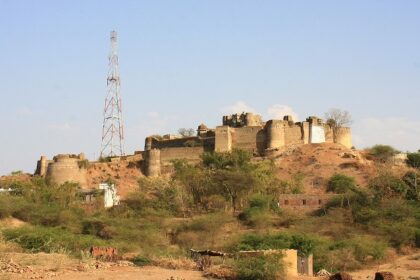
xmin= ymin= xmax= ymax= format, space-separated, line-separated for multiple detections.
xmin=0 ymin=0 xmax=419 ymax=175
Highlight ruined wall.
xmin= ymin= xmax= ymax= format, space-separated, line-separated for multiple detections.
xmin=46 ymin=154 xmax=88 ymax=187
xmin=222 ymin=112 xmax=262 ymax=127
xmin=278 ymin=194 xmax=334 ymax=210
xmin=245 ymin=112 xmax=263 ymax=126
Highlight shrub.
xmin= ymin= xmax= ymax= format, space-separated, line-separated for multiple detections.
xmin=98 ymin=156 xmax=111 ymax=163
xmin=132 ymin=255 xmax=152 ymax=266
xmin=238 ymin=194 xmax=273 ymax=226
xmin=369 ymin=172 xmax=408 ymax=199
xmin=406 ymin=152 xmax=420 ymax=168
xmin=290 ymin=235 xmax=315 ymax=257
xmin=174 ymin=212 xmax=233 ymax=249
xmin=369 ymin=145 xmax=398 ymax=162
xmin=202 ymin=149 xmax=252 ymax=170
xmin=235 ymin=254 xmax=284 ymax=280
xmin=82 ymin=219 xmax=114 ymax=239
xmin=278 ymin=173 xmax=305 ymax=194
xmin=327 ymin=174 xmax=356 ymax=194
xmin=351 ymin=237 xmax=386 ymax=262
xmin=235 ymin=233 xmax=290 ymax=251
xmin=2 ymin=226 xmax=105 ymax=254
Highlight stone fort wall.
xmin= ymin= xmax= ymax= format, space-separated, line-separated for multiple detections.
xmin=142 ymin=113 xmax=352 ymax=176
xmin=40 ymin=154 xmax=88 ymax=187
xmin=35 ymin=112 xmax=352 ymax=181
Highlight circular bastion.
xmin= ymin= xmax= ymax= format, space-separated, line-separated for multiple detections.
xmin=46 ymin=154 xmax=88 ymax=187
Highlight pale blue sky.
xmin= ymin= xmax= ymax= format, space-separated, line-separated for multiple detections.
xmin=0 ymin=0 xmax=419 ymax=175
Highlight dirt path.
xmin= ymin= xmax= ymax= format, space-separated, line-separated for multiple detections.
xmin=55 ymin=266 xmax=207 ymax=280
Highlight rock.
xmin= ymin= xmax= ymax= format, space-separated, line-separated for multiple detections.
xmin=316 ymin=269 xmax=332 ymax=277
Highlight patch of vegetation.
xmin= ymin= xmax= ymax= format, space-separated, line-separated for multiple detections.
xmin=132 ymin=255 xmax=152 ymax=266
xmin=368 ymin=145 xmax=398 ymax=162
xmin=98 ymin=156 xmax=111 ymax=163
xmin=234 ymin=254 xmax=284 ymax=280
xmin=327 ymin=173 xmax=357 ymax=193
xmin=2 ymin=226 xmax=104 ymax=254
xmin=406 ymin=152 xmax=420 ymax=168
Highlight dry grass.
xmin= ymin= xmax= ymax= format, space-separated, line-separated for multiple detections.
xmin=203 ymin=265 xmax=236 ymax=279
xmin=153 ymin=257 xmax=197 ymax=270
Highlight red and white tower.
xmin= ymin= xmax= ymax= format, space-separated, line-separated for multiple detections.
xmin=100 ymin=31 xmax=125 ymax=157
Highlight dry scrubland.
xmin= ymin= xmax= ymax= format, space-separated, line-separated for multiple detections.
xmin=1 ymin=143 xmax=420 ymax=279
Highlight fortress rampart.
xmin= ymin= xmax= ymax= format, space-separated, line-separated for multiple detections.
xmin=141 ymin=112 xmax=352 ymax=176
xmin=35 ymin=111 xmax=352 ymax=182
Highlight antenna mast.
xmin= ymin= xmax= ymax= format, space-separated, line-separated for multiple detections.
xmin=100 ymin=31 xmax=125 ymax=157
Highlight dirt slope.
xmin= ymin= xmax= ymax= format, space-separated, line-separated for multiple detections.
xmin=273 ymin=143 xmax=377 ymax=194
xmin=86 ymin=161 xmax=144 ymax=198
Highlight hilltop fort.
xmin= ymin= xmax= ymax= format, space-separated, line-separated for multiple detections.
xmin=35 ymin=112 xmax=352 ymax=187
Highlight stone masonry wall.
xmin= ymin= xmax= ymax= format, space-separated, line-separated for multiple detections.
xmin=45 ymin=154 xmax=88 ymax=187
xmin=231 ymin=126 xmax=265 ymax=154
xmin=160 ymin=146 xmax=205 ymax=163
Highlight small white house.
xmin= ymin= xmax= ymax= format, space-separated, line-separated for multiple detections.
xmin=99 ymin=183 xmax=120 ymax=208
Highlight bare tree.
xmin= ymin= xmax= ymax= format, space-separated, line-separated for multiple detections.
xmin=178 ymin=128 xmax=196 ymax=137
xmin=325 ymin=108 xmax=352 ymax=142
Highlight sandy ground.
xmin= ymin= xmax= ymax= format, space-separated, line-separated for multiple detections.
xmin=1 ymin=251 xmax=419 ymax=280
xmin=351 ymin=253 xmax=420 ymax=279
xmin=58 ymin=266 xmax=207 ymax=280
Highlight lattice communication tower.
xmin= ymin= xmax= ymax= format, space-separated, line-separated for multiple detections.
xmin=100 ymin=31 xmax=125 ymax=157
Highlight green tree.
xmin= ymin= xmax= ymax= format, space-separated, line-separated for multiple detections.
xmin=202 ymin=149 xmax=252 ymax=170
xmin=290 ymin=234 xmax=315 ymax=257
xmin=327 ymin=174 xmax=356 ymax=194
xmin=173 ymin=160 xmax=211 ymax=207
xmin=212 ymin=169 xmax=255 ymax=212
